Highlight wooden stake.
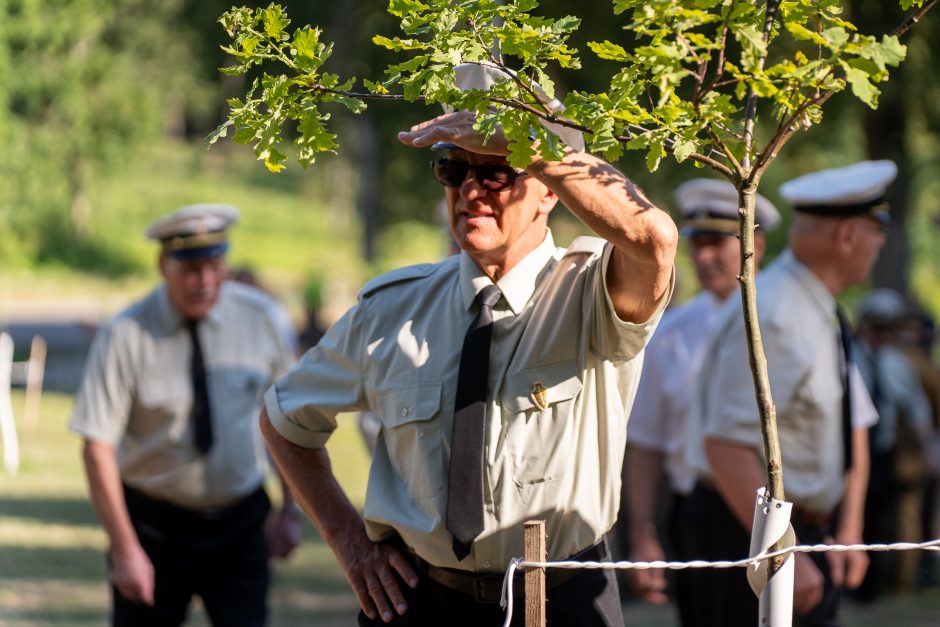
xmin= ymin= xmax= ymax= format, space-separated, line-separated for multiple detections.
xmin=24 ymin=336 xmax=46 ymax=433
xmin=524 ymin=520 xmax=546 ymax=627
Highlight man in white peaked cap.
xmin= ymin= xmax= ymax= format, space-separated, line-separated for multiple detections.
xmin=624 ymin=179 xmax=779 ymax=619
xmin=71 ymin=204 xmax=301 ymax=626
xmin=259 ymin=63 xmax=678 ymax=625
xmin=680 ymin=161 xmax=893 ymax=627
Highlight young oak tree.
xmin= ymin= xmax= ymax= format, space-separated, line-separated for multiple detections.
xmin=208 ymin=0 xmax=935 ymax=560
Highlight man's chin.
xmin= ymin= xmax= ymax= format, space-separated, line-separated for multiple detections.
xmin=181 ymin=299 xmax=216 ymax=320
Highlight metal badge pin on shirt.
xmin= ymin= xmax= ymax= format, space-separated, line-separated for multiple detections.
xmin=530 ymin=382 xmax=549 ymax=411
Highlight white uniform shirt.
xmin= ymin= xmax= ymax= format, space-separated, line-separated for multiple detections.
xmin=70 ymin=282 xmax=294 ymax=508
xmin=628 ymin=290 xmax=726 ymax=495
xmin=266 ymin=231 xmax=672 ymax=571
xmin=686 ymin=250 xmax=877 ymax=514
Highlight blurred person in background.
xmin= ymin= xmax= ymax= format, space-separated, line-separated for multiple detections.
xmin=230 ymin=265 xmax=300 ymax=359
xmin=895 ymin=306 xmax=940 ymax=588
xmin=681 ymin=161 xmax=893 ymax=627
xmin=623 ymin=178 xmax=780 ymax=619
xmin=71 ymin=204 xmax=301 ymax=627
xmin=853 ymin=289 xmax=939 ymax=599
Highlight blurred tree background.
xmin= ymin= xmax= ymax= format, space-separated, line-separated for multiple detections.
xmin=1 ymin=0 xmax=938 ymax=318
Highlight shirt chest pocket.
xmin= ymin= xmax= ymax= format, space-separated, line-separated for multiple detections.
xmin=135 ymin=377 xmax=191 ymax=442
xmin=500 ymin=361 xmax=583 ymax=489
xmin=377 ymin=383 xmax=444 ymax=500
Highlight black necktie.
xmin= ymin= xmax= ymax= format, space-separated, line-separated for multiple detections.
xmin=186 ymin=320 xmax=213 ymax=454
xmin=447 ymin=284 xmax=502 ymax=560
xmin=836 ymin=307 xmax=854 ymax=471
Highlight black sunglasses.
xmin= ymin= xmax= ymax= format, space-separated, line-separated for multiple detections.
xmin=430 ymin=157 xmax=528 ymax=192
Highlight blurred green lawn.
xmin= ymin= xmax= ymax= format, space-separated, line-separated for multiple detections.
xmin=2 ymin=390 xmax=939 ymax=626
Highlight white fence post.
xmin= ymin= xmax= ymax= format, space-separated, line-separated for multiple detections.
xmin=0 ymin=332 xmax=20 ymax=475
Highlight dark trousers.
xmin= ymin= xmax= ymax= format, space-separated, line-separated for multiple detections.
xmin=111 ymin=485 xmax=271 ymax=627
xmin=857 ymin=449 xmax=897 ymax=601
xmin=358 ymin=540 xmax=624 ymax=626
xmin=677 ymin=483 xmax=841 ymax=627
xmin=664 ymin=492 xmax=698 ymax=627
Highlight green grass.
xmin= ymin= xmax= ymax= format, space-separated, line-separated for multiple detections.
xmin=3 ymin=390 xmax=940 ymax=626
xmin=0 ymin=390 xmax=371 ymax=626
xmin=0 ymin=139 xmax=447 ymax=320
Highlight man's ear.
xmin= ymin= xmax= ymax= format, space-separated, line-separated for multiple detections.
xmin=537 ymin=188 xmax=559 ymax=217
xmin=832 ymin=218 xmax=857 ymax=258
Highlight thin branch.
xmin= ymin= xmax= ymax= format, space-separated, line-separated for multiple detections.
xmin=741 ymin=0 xmax=781 ymax=173
xmin=752 ymin=88 xmax=835 ymax=183
xmin=700 ymin=17 xmax=730 ymax=96
xmin=892 ymin=0 xmax=937 ymax=37
xmin=752 ymin=0 xmax=937 ymax=185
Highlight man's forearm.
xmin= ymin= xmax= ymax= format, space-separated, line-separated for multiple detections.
xmin=526 ymin=149 xmax=677 ymax=321
xmin=626 ymin=445 xmax=666 ymax=547
xmin=704 ymin=437 xmax=766 ymax=531
xmin=837 ymin=427 xmax=870 ymax=540
xmin=259 ymin=407 xmax=363 ymax=546
xmin=82 ymin=440 xmax=140 ymax=554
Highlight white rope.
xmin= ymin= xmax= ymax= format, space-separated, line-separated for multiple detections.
xmin=499 ymin=537 xmax=940 ymax=626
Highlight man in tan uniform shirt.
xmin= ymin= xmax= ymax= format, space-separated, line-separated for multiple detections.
xmin=260 ymin=64 xmax=678 ymax=625
xmin=71 ymin=204 xmax=300 ymax=627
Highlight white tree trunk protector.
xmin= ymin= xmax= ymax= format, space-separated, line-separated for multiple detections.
xmin=747 ymin=487 xmax=795 ymax=627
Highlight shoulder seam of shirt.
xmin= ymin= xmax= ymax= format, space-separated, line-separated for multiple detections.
xmin=562 ymin=236 xmax=606 ymax=257
xmin=358 ymin=261 xmax=442 ymax=299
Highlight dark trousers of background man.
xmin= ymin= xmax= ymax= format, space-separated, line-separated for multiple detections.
xmin=358 ymin=539 xmax=624 ymax=627
xmin=111 ymin=485 xmax=271 ymax=627
xmin=677 ymin=483 xmax=842 ymax=627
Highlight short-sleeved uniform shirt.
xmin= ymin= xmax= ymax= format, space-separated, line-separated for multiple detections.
xmin=686 ymin=250 xmax=877 ymax=515
xmin=70 ymin=281 xmax=294 ymax=509
xmin=628 ymin=290 xmax=726 ymax=495
xmin=266 ymin=231 xmax=672 ymax=572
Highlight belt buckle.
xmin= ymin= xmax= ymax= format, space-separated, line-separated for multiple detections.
xmin=474 ymin=576 xmax=506 ymax=604
xmin=474 ymin=577 xmax=491 ymax=604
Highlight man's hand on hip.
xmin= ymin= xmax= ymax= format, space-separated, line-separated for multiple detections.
xmin=334 ymin=525 xmax=419 ymax=623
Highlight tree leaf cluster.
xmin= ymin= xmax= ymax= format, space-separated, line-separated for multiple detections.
xmin=211 ymin=0 xmax=927 ymax=183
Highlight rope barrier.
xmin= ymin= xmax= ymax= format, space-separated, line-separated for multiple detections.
xmin=499 ymin=537 xmax=940 ymax=626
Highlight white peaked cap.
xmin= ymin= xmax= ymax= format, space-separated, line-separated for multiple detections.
xmin=779 ymin=160 xmax=897 ymax=216
xmin=674 ymin=178 xmax=781 ymax=234
xmin=146 ymin=204 xmax=239 ymax=240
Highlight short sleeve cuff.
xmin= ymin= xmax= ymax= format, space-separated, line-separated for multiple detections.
xmin=264 ymin=384 xmax=331 ymax=449
xmin=68 ymin=418 xmax=123 ymax=446
xmin=600 ymin=243 xmax=675 ymax=330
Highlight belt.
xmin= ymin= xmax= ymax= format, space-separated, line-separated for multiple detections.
xmin=407 ymin=540 xmax=607 ymax=604
xmin=695 ymin=480 xmax=833 ymax=529
xmin=790 ymin=506 xmax=832 ymax=528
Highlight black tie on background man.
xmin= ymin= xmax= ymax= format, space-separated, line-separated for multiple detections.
xmin=71 ymin=204 xmax=301 ymax=627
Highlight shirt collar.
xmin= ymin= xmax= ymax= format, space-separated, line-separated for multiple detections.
xmin=779 ymin=248 xmax=837 ymax=318
xmin=155 ymin=283 xmax=225 ymax=331
xmin=458 ymin=229 xmax=557 ymax=314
